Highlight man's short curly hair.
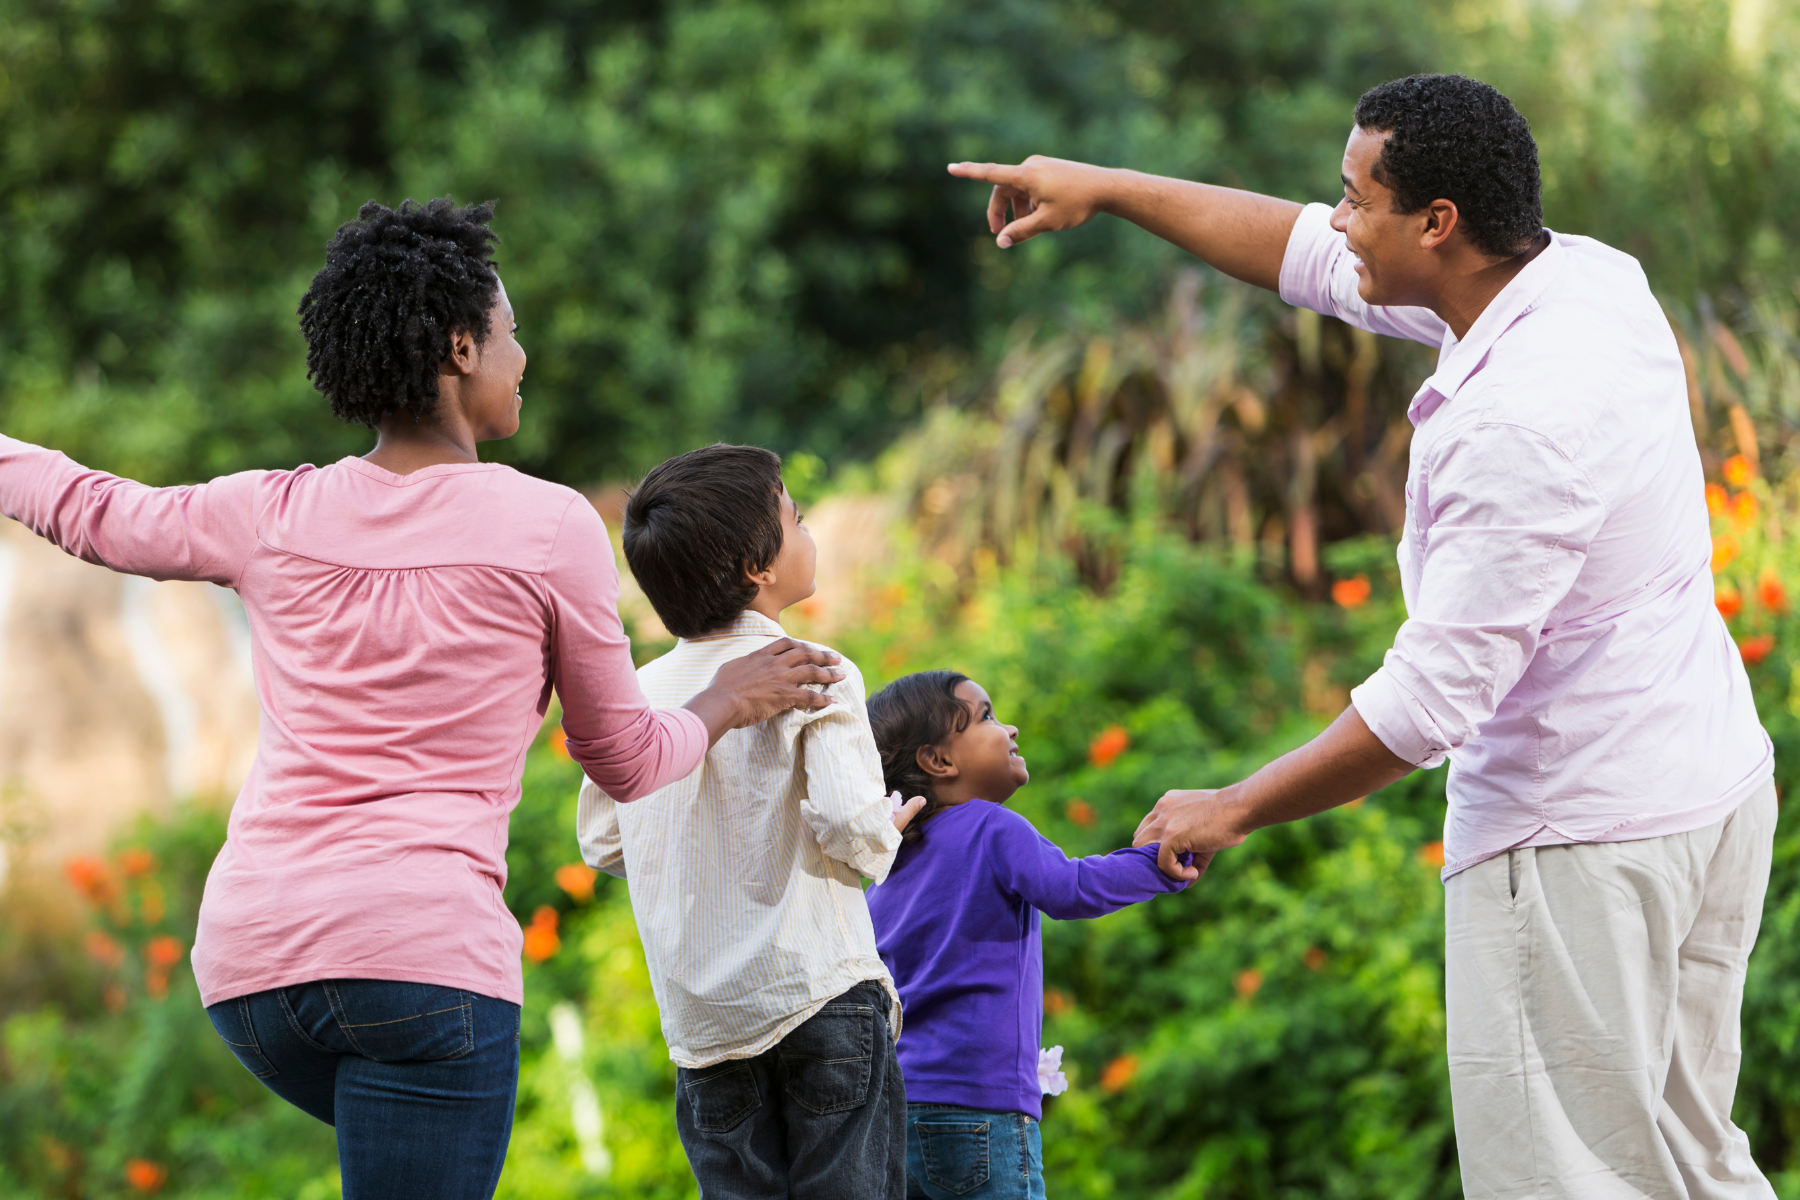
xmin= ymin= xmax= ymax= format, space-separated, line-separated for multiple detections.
xmin=298 ymin=197 xmax=501 ymax=428
xmin=1354 ymin=74 xmax=1542 ymax=259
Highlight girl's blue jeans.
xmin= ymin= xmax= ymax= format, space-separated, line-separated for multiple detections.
xmin=904 ymin=1103 xmax=1046 ymax=1200
xmin=207 ymin=979 xmax=520 ymax=1200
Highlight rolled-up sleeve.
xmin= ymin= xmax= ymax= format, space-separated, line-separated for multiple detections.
xmin=798 ymin=663 xmax=903 ymax=882
xmin=1352 ymin=419 xmax=1607 ymax=767
xmin=544 ymin=499 xmax=708 ymax=801
xmin=1279 ymin=203 xmax=1449 ymax=348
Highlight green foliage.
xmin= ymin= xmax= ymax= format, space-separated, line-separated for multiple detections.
xmin=8 ymin=0 xmax=1800 ymax=490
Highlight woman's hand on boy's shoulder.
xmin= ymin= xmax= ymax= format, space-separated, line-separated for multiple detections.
xmin=685 ymin=639 xmax=845 ymax=744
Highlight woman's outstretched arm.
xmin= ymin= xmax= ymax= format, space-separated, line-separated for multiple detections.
xmin=0 ymin=435 xmax=264 ymax=585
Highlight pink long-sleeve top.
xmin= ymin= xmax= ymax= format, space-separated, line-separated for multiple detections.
xmin=0 ymin=437 xmax=708 ymax=1005
xmin=1279 ymin=203 xmax=1771 ymax=879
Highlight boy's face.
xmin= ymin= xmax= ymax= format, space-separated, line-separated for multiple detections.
xmin=747 ymin=485 xmax=818 ymax=619
xmin=930 ymin=680 xmax=1030 ymax=805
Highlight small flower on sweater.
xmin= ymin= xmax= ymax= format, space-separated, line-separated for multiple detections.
xmin=1038 ymin=1045 xmax=1069 ymax=1096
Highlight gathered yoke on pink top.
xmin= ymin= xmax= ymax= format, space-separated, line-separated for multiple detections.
xmin=0 ymin=437 xmax=708 ymax=1005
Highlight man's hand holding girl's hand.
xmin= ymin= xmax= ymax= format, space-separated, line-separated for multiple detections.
xmin=1134 ymin=786 xmax=1246 ymax=881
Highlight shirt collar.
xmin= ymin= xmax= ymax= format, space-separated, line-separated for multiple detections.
xmin=681 ymin=610 xmax=787 ymax=644
xmin=1408 ymin=230 xmax=1568 ymax=427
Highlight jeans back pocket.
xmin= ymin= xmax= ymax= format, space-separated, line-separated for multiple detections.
xmin=683 ymin=1062 xmax=763 ymax=1133
xmin=207 ymin=995 xmax=278 ymax=1078
xmin=324 ymin=981 xmax=473 ymax=1063
xmin=917 ymin=1117 xmax=991 ymax=1195
xmin=778 ymin=998 xmax=875 ymax=1115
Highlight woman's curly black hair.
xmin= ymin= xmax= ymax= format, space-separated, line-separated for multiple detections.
xmin=1354 ymin=74 xmax=1543 ymax=259
xmin=867 ymin=670 xmax=972 ymax=845
xmin=298 ymin=197 xmax=501 ymax=428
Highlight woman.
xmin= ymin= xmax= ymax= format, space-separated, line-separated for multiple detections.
xmin=0 ymin=198 xmax=841 ymax=1198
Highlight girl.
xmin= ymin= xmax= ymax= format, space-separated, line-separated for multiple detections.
xmin=865 ymin=671 xmax=1199 ymax=1200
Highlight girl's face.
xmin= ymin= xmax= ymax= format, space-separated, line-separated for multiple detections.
xmin=923 ymin=679 xmax=1030 ymax=806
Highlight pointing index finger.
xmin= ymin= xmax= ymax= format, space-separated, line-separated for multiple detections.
xmin=948 ymin=161 xmax=1025 ymax=187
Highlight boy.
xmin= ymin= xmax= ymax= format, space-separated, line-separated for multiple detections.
xmin=577 ymin=444 xmax=922 ymax=1200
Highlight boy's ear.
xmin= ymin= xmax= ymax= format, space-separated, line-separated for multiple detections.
xmin=915 ymin=743 xmax=958 ymax=781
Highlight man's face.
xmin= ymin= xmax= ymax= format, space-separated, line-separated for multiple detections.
xmin=1331 ymin=126 xmax=1432 ymax=307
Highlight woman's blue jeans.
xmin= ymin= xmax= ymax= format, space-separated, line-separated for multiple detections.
xmin=904 ymin=1104 xmax=1045 ymax=1200
xmin=207 ymin=979 xmax=520 ymax=1200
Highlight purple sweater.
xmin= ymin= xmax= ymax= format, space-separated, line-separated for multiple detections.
xmin=866 ymin=800 xmax=1188 ymax=1118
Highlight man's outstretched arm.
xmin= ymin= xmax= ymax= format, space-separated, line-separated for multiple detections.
xmin=948 ymin=157 xmax=1303 ymax=292
xmin=1131 ymin=705 xmax=1413 ymax=880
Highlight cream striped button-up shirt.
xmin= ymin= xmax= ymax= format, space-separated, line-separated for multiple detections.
xmin=576 ymin=611 xmax=903 ymax=1068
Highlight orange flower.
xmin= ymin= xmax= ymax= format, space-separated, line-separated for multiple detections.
xmin=65 ymin=857 xmax=120 ymax=906
xmin=125 ymin=1158 xmax=167 ymax=1193
xmin=548 ymin=727 xmax=571 ymax=762
xmin=1065 ymin=798 xmax=1096 ymax=828
xmin=1760 ymin=572 xmax=1787 ymax=612
xmin=1705 ymin=482 xmax=1728 ymax=517
xmin=1712 ymin=535 xmax=1739 ymax=574
xmin=523 ymin=906 xmax=561 ymax=962
xmin=555 ymin=863 xmax=598 ymax=903
xmin=85 ymin=931 xmax=125 ymax=970
xmin=146 ymin=967 xmax=171 ymax=1000
xmin=1043 ymin=988 xmax=1073 ymax=1017
xmin=1418 ymin=841 xmax=1446 ymax=868
xmin=104 ymin=984 xmax=128 ymax=1013
xmin=1234 ymin=968 xmax=1264 ymax=1000
xmin=882 ymin=583 xmax=909 ymax=608
xmin=146 ymin=936 xmax=184 ymax=969
xmin=1331 ymin=574 xmax=1372 ymax=609
xmin=1739 ymin=634 xmax=1775 ymax=666
xmin=1729 ymin=490 xmax=1759 ymax=531
xmin=1716 ymin=586 xmax=1743 ymax=620
xmin=118 ymin=848 xmax=157 ymax=877
xmin=1099 ymin=1054 xmax=1139 ymax=1093
xmin=1303 ymin=946 xmax=1328 ymax=972
xmin=1088 ymin=726 xmax=1130 ymax=768
xmin=1724 ymin=454 xmax=1754 ymax=489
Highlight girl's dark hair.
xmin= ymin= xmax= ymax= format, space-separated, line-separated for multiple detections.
xmin=866 ymin=670 xmax=972 ymax=845
xmin=298 ymin=197 xmax=501 ymax=428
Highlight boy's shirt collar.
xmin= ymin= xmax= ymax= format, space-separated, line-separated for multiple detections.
xmin=684 ymin=610 xmax=786 ymax=643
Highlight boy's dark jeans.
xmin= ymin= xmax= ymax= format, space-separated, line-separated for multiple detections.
xmin=675 ymin=980 xmax=906 ymax=1199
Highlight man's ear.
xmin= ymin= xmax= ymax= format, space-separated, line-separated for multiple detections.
xmin=1418 ymin=199 xmax=1460 ymax=251
xmin=440 ymin=327 xmax=480 ymax=377
xmin=915 ymin=743 xmax=958 ymax=781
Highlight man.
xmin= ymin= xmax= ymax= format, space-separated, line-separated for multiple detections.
xmin=952 ymin=74 xmax=1775 ymax=1199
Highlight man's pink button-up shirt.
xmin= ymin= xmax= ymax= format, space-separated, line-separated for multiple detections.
xmin=1279 ymin=203 xmax=1771 ymax=879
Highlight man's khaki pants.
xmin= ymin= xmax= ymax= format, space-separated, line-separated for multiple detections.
xmin=1445 ymin=782 xmax=1778 ymax=1200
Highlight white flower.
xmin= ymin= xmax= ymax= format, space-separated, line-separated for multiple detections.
xmin=1038 ymin=1045 xmax=1068 ymax=1096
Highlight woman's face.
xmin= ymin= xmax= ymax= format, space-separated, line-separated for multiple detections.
xmin=456 ymin=278 xmax=527 ymax=442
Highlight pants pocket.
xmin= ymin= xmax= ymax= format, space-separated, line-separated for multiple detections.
xmin=683 ymin=1062 xmax=762 ymax=1133
xmin=207 ymin=995 xmax=278 ymax=1078
xmin=778 ymin=997 xmax=875 ymax=1115
xmin=325 ymin=981 xmax=473 ymax=1063
xmin=917 ymin=1117 xmax=991 ymax=1195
